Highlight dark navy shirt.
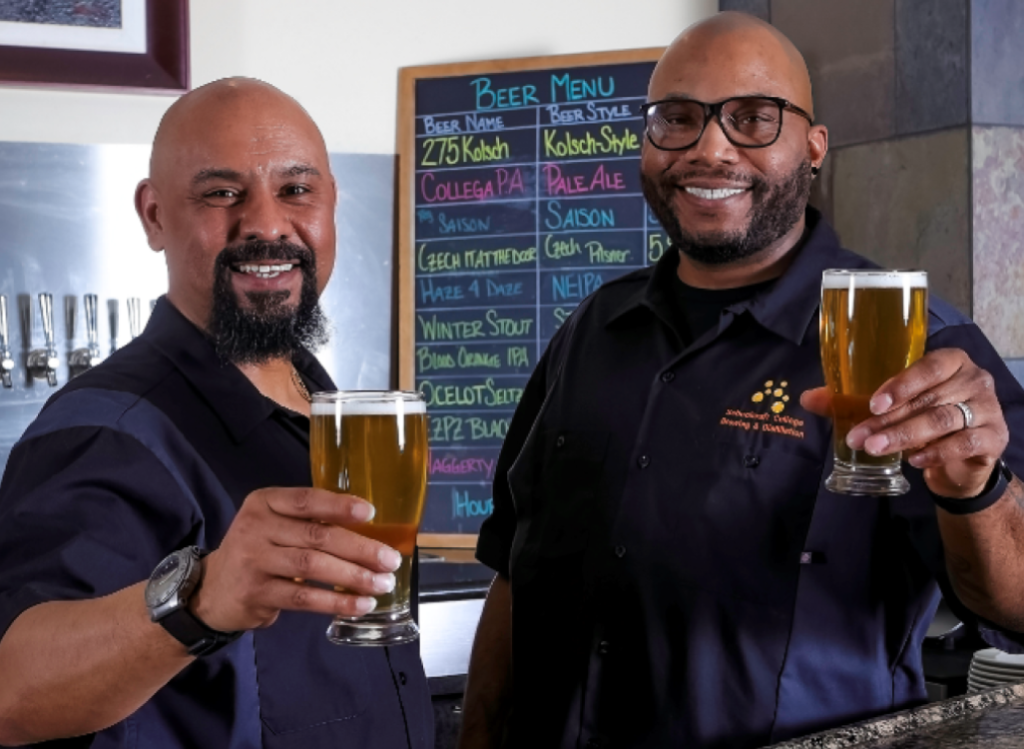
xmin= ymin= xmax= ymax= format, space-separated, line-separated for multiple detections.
xmin=477 ymin=209 xmax=1024 ymax=748
xmin=0 ymin=299 xmax=433 ymax=749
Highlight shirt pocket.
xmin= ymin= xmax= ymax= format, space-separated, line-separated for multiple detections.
xmin=676 ymin=438 xmax=824 ymax=609
xmin=508 ymin=429 xmax=609 ymax=585
xmin=254 ymin=613 xmax=371 ymax=736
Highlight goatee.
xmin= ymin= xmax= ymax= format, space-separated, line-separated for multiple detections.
xmin=207 ymin=239 xmax=329 ymax=365
xmin=641 ymin=159 xmax=812 ymax=265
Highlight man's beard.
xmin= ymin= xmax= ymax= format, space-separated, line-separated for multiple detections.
xmin=207 ymin=239 xmax=329 ymax=365
xmin=641 ymin=159 xmax=812 ymax=266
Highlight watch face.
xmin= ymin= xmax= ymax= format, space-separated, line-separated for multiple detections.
xmin=146 ymin=552 xmax=187 ymax=609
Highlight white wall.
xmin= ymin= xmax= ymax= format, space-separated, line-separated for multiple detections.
xmin=0 ymin=0 xmax=717 ymax=153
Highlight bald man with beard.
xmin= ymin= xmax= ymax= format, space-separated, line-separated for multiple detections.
xmin=459 ymin=12 xmax=1024 ymax=749
xmin=0 ymin=79 xmax=432 ymax=748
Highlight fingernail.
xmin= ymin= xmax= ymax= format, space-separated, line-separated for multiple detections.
xmin=356 ymin=597 xmax=377 ymax=615
xmin=870 ymin=393 xmax=892 ymax=415
xmin=373 ymin=573 xmax=396 ymax=593
xmin=908 ymin=453 xmax=925 ymax=468
xmin=846 ymin=426 xmax=868 ymax=449
xmin=865 ymin=434 xmax=889 ymax=456
xmin=352 ymin=502 xmax=375 ymax=522
xmin=379 ymin=548 xmax=402 ymax=571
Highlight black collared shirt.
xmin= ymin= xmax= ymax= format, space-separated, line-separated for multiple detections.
xmin=671 ymin=274 xmax=777 ymax=347
xmin=0 ymin=298 xmax=432 ymax=749
xmin=477 ymin=209 xmax=1024 ymax=748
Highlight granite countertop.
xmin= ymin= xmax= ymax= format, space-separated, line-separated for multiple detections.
xmin=766 ymin=684 xmax=1024 ymax=748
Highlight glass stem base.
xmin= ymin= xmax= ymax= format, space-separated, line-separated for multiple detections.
xmin=326 ymin=606 xmax=419 ymax=646
xmin=826 ymin=459 xmax=910 ymax=496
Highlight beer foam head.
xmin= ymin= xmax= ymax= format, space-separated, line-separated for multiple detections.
xmin=311 ymin=393 xmax=426 ymax=417
xmin=822 ymin=270 xmax=927 ymax=289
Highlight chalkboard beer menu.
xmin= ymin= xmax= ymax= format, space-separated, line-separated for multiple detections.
xmin=398 ymin=50 xmax=666 ymax=543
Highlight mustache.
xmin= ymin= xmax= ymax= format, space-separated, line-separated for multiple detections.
xmin=215 ymin=239 xmax=316 ymax=269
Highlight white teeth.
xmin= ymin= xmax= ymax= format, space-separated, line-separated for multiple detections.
xmin=685 ymin=187 xmax=746 ymax=200
xmin=235 ymin=263 xmax=295 ymax=276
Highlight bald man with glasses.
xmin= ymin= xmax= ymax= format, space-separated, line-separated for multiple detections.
xmin=458 ymin=11 xmax=1024 ymax=749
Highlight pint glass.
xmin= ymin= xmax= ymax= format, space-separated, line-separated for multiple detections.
xmin=310 ymin=391 xmax=428 ymax=646
xmin=820 ymin=270 xmax=928 ymax=495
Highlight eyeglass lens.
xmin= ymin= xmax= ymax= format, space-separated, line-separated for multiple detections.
xmin=646 ymin=98 xmax=784 ymax=149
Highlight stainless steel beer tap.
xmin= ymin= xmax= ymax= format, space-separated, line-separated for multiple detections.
xmin=127 ymin=297 xmax=142 ymax=340
xmin=69 ymin=294 xmax=102 ymax=375
xmin=27 ymin=293 xmax=59 ymax=386
xmin=0 ymin=295 xmax=14 ymax=388
xmin=108 ymin=299 xmax=119 ymax=353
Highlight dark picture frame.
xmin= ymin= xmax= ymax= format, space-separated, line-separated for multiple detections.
xmin=0 ymin=0 xmax=189 ymax=93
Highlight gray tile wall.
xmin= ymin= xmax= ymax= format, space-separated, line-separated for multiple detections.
xmin=971 ymin=126 xmax=1024 ymax=356
xmin=718 ymin=0 xmax=770 ymax=21
xmin=832 ymin=128 xmax=971 ymax=316
xmin=1003 ymin=359 xmax=1024 ymax=389
xmin=895 ymin=0 xmax=969 ymax=135
xmin=971 ymin=0 xmax=1024 ymax=126
xmin=772 ymin=0 xmax=896 ymax=147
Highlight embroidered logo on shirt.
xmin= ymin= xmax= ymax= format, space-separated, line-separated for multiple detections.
xmin=719 ymin=378 xmax=806 ymax=439
xmin=750 ymin=379 xmax=791 ymax=413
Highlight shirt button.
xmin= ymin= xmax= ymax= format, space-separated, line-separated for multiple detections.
xmin=398 ymin=672 xmax=407 ymax=686
xmin=556 ymin=435 xmax=566 ymax=448
xmin=637 ymin=455 xmax=650 ymax=468
xmin=598 ymin=640 xmax=610 ymax=655
xmin=744 ymin=454 xmax=760 ymax=468
xmin=660 ymin=371 xmax=675 ymax=383
xmin=614 ymin=545 xmax=627 ymax=558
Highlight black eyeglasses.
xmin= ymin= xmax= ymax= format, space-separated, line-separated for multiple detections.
xmin=639 ymin=96 xmax=815 ymax=151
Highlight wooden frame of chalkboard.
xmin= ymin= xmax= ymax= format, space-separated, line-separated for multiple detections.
xmin=397 ymin=48 xmax=664 ymax=550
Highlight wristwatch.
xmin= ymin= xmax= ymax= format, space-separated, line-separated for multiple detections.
xmin=931 ymin=459 xmax=1013 ymax=516
xmin=145 ymin=546 xmax=241 ymax=657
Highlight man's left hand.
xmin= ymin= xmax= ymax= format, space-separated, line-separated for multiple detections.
xmin=801 ymin=348 xmax=1009 ymax=498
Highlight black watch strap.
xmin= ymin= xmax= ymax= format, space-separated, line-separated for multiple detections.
xmin=159 ymin=605 xmax=242 ymax=657
xmin=931 ymin=459 xmax=1012 ymax=516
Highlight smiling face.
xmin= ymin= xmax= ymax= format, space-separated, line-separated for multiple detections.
xmin=136 ymin=79 xmax=337 ymax=361
xmin=640 ymin=14 xmax=828 ymax=269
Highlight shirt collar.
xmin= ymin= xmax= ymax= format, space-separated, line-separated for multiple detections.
xmin=142 ymin=297 xmax=335 ymax=444
xmin=607 ymin=207 xmax=874 ymax=345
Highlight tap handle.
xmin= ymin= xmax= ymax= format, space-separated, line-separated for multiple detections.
xmin=0 ymin=295 xmax=10 ymax=388
xmin=84 ymin=294 xmax=99 ymax=348
xmin=39 ymin=293 xmax=55 ymax=350
xmin=65 ymin=296 xmax=77 ymax=344
xmin=108 ymin=299 xmax=119 ymax=351
xmin=0 ymin=294 xmax=9 ymax=352
xmin=127 ymin=297 xmax=141 ymax=340
xmin=28 ymin=293 xmax=58 ymax=386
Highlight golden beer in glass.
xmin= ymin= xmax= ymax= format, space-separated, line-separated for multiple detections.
xmin=311 ymin=391 xmax=428 ymax=645
xmin=820 ymin=270 xmax=928 ymax=495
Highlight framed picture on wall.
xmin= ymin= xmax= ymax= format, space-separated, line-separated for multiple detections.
xmin=0 ymin=0 xmax=188 ymax=93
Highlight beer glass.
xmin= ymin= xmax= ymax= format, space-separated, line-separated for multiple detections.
xmin=310 ymin=390 xmax=428 ymax=646
xmin=820 ymin=270 xmax=928 ymax=495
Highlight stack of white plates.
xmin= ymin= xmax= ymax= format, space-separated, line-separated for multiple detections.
xmin=967 ymin=648 xmax=1024 ymax=693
